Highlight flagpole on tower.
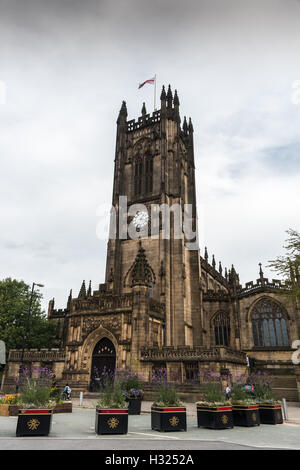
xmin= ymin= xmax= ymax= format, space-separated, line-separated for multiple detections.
xmin=154 ymin=74 xmax=157 ymax=111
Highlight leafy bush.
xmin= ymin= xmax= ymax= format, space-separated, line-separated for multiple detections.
xmin=230 ymin=373 xmax=255 ymax=405
xmin=118 ymin=369 xmax=144 ymax=399
xmin=152 ymin=368 xmax=182 ymax=407
xmin=50 ymin=387 xmax=62 ymax=403
xmin=247 ymin=371 xmax=277 ymax=402
xmin=230 ymin=384 xmax=249 ymax=404
xmin=1 ymin=394 xmax=20 ymax=405
xmin=18 ymin=367 xmax=55 ymax=409
xmin=96 ymin=368 xmax=127 ymax=409
xmin=197 ymin=370 xmax=226 ymax=405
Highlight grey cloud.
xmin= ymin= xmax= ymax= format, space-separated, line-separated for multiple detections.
xmin=263 ymin=143 xmax=300 ymax=174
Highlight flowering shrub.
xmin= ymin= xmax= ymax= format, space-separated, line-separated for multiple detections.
xmin=17 ymin=367 xmax=56 ymax=409
xmin=123 ymin=388 xmax=144 ymax=399
xmin=196 ymin=370 xmax=226 ymax=406
xmin=0 ymin=394 xmax=20 ymax=405
xmin=95 ymin=367 xmax=127 ymax=409
xmin=1 ymin=394 xmax=20 ymax=405
xmin=230 ymin=373 xmax=256 ymax=405
xmin=247 ymin=371 xmax=277 ymax=403
xmin=117 ymin=369 xmax=144 ymax=400
xmin=152 ymin=368 xmax=182 ymax=407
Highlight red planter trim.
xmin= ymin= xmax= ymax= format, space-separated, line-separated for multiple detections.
xmin=162 ymin=408 xmax=186 ymax=412
xmin=20 ymin=409 xmax=52 ymax=415
xmin=97 ymin=409 xmax=128 ymax=414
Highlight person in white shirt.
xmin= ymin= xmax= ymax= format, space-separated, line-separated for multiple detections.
xmin=225 ymin=384 xmax=231 ymax=400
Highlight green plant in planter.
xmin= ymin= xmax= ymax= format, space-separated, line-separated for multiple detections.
xmin=246 ymin=371 xmax=282 ymax=425
xmin=196 ymin=370 xmax=227 ymax=406
xmin=0 ymin=394 xmax=20 ymax=405
xmin=196 ymin=370 xmax=233 ymax=429
xmin=231 ymin=373 xmax=256 ymax=405
xmin=95 ymin=368 xmax=128 ymax=435
xmin=18 ymin=367 xmax=55 ymax=409
xmin=151 ymin=368 xmax=186 ymax=432
xmin=247 ymin=371 xmax=279 ymax=404
xmin=118 ymin=368 xmax=144 ymax=400
xmin=15 ymin=367 xmax=55 ymax=437
xmin=96 ymin=368 xmax=127 ymax=409
xmin=152 ymin=368 xmax=182 ymax=407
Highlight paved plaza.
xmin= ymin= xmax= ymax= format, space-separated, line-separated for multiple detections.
xmin=0 ymin=401 xmax=300 ymax=450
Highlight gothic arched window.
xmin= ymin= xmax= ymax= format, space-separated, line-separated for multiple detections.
xmin=145 ymin=157 xmax=153 ymax=194
xmin=149 ymin=280 xmax=153 ymax=297
xmin=213 ymin=312 xmax=230 ymax=347
xmin=134 ymin=158 xmax=143 ymax=195
xmin=251 ymin=299 xmax=289 ymax=347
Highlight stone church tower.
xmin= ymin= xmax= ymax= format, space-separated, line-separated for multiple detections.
xmin=105 ymin=85 xmax=203 ymax=350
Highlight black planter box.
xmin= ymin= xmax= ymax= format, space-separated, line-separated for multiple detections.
xmin=259 ymin=404 xmax=283 ymax=424
xmin=16 ymin=409 xmax=53 ymax=437
xmin=197 ymin=405 xmax=234 ymax=429
xmin=95 ymin=409 xmax=128 ymax=434
xmin=151 ymin=406 xmax=187 ymax=432
xmin=232 ymin=405 xmax=260 ymax=427
xmin=127 ymin=398 xmax=142 ymax=415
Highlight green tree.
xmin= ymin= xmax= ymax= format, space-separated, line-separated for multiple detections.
xmin=268 ymin=229 xmax=300 ymax=302
xmin=0 ymin=278 xmax=59 ymax=357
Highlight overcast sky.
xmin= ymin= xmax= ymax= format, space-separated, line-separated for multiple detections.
xmin=1 ymin=0 xmax=300 ymax=312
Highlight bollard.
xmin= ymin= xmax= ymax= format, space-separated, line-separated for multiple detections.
xmin=282 ymin=398 xmax=288 ymax=421
xmin=79 ymin=391 xmax=83 ymax=407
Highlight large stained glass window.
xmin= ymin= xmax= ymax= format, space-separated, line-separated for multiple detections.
xmin=251 ymin=299 xmax=289 ymax=347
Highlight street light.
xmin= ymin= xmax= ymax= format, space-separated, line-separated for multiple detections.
xmin=16 ymin=282 xmax=44 ymax=392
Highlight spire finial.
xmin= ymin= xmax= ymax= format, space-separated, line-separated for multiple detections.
xmin=167 ymin=84 xmax=173 ymax=107
xmin=160 ymin=85 xmax=166 ymax=101
xmin=87 ymin=280 xmax=92 ymax=297
xmin=141 ymin=102 xmax=147 ymax=116
xmin=219 ymin=261 xmax=223 ymax=275
xmin=117 ymin=100 xmax=127 ymax=124
xmin=78 ymin=280 xmax=86 ymax=299
xmin=204 ymin=246 xmax=208 ymax=262
xmin=212 ymin=254 xmax=216 ymax=269
xmin=188 ymin=117 xmax=194 ymax=133
xmin=259 ymin=262 xmax=264 ymax=279
xmin=174 ymin=89 xmax=180 ymax=106
xmin=67 ymin=289 xmax=72 ymax=309
xmin=183 ymin=116 xmax=188 ymax=135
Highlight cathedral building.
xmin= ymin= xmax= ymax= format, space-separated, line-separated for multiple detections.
xmin=3 ymin=85 xmax=300 ymax=399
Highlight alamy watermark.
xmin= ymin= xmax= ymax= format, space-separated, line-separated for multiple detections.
xmin=291 ymin=340 xmax=300 ymax=365
xmin=96 ymin=196 xmax=199 ymax=250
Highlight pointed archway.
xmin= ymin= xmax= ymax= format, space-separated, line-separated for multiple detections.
xmin=89 ymin=337 xmax=116 ymax=392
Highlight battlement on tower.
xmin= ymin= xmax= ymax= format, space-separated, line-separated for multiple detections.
xmin=127 ymin=110 xmax=161 ymax=132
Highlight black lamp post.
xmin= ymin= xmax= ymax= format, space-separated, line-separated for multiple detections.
xmin=16 ymin=282 xmax=44 ymax=392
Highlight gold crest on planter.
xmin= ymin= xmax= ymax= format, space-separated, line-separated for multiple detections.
xmin=221 ymin=415 xmax=228 ymax=425
xmin=169 ymin=416 xmax=179 ymax=427
xmin=107 ymin=417 xmax=119 ymax=429
xmin=27 ymin=418 xmax=40 ymax=431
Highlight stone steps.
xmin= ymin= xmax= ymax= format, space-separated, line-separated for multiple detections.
xmin=271 ymin=376 xmax=298 ymax=401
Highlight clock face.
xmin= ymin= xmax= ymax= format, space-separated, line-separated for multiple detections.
xmin=132 ymin=210 xmax=149 ymax=229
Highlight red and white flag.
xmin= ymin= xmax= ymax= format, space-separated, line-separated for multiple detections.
xmin=138 ymin=77 xmax=155 ymax=89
